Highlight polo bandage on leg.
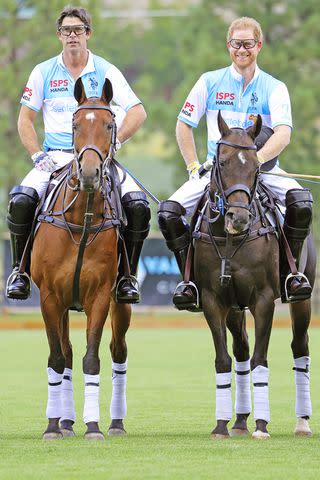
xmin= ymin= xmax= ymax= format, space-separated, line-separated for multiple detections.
xmin=215 ymin=371 xmax=232 ymax=421
xmin=294 ymin=356 xmax=312 ymax=418
xmin=46 ymin=367 xmax=63 ymax=419
xmin=83 ymin=374 xmax=100 ymax=424
xmin=234 ymin=359 xmax=251 ymax=415
xmin=110 ymin=360 xmax=127 ymax=420
xmin=252 ymin=365 xmax=270 ymax=423
xmin=60 ymin=368 xmax=76 ymax=422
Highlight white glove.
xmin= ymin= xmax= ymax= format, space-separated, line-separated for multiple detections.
xmin=32 ymin=151 xmax=57 ymax=172
xmin=115 ymin=137 xmax=121 ymax=151
xmin=186 ymin=161 xmax=201 ymax=181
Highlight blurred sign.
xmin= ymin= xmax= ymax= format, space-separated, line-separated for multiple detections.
xmin=1 ymin=238 xmax=180 ymax=308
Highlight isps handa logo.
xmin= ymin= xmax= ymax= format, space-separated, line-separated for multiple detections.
xmin=22 ymin=87 xmax=32 ymax=102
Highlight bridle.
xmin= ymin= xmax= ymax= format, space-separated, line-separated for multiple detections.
xmin=213 ymin=137 xmax=260 ymax=212
xmin=72 ymin=104 xmax=117 ymax=180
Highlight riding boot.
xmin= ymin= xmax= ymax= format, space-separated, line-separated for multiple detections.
xmin=116 ymin=192 xmax=150 ymax=304
xmin=6 ymin=186 xmax=39 ymax=300
xmin=281 ymin=188 xmax=313 ymax=303
xmin=157 ymin=200 xmax=200 ymax=312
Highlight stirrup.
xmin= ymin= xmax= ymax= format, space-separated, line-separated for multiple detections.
xmin=116 ymin=275 xmax=140 ymax=304
xmin=173 ymin=281 xmax=201 ymax=312
xmin=283 ymin=272 xmax=311 ymax=303
xmin=6 ymin=270 xmax=32 ymax=300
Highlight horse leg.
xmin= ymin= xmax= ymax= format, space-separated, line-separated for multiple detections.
xmin=203 ymin=294 xmax=232 ymax=438
xmin=290 ymin=299 xmax=312 ymax=436
xmin=250 ymin=296 xmax=274 ymax=440
xmin=42 ymin=298 xmax=66 ymax=440
xmin=60 ymin=310 xmax=76 ymax=437
xmin=108 ymin=299 xmax=131 ymax=435
xmin=82 ymin=305 xmax=107 ymax=441
xmin=226 ymin=309 xmax=251 ymax=436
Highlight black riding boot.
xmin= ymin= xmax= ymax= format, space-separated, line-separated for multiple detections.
xmin=158 ymin=200 xmax=200 ymax=312
xmin=116 ymin=192 xmax=150 ymax=304
xmin=281 ymin=188 xmax=313 ymax=303
xmin=6 ymin=186 xmax=39 ymax=300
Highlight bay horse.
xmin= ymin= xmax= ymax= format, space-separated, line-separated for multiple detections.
xmin=193 ymin=111 xmax=316 ymax=439
xmin=31 ymin=78 xmax=130 ymax=440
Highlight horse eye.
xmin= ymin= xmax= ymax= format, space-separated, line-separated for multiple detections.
xmin=106 ymin=123 xmax=113 ymax=131
xmin=73 ymin=123 xmax=80 ymax=131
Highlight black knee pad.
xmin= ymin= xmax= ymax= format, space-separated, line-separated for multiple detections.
xmin=157 ymin=200 xmax=190 ymax=250
xmin=285 ymin=188 xmax=313 ymax=230
xmin=122 ymin=191 xmax=151 ymax=240
xmin=7 ymin=186 xmax=39 ymax=235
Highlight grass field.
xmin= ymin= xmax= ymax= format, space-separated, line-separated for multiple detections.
xmin=0 ymin=325 xmax=319 ymax=480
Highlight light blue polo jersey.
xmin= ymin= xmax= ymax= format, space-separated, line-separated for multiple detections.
xmin=20 ymin=51 xmax=141 ymax=151
xmin=178 ymin=64 xmax=292 ymax=160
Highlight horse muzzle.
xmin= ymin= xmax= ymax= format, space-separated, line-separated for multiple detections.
xmin=79 ymin=167 xmax=101 ymax=192
xmin=224 ymin=208 xmax=251 ymax=235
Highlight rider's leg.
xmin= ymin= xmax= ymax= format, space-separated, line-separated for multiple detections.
xmin=116 ymin=191 xmax=150 ymax=304
xmin=281 ymin=188 xmax=313 ymax=302
xmin=6 ymin=186 xmax=39 ymax=299
xmin=157 ymin=200 xmax=199 ymax=311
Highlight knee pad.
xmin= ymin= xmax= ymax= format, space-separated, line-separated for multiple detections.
xmin=157 ymin=200 xmax=190 ymax=251
xmin=7 ymin=186 xmax=39 ymax=234
xmin=122 ymin=191 xmax=151 ymax=240
xmin=285 ymin=188 xmax=313 ymax=230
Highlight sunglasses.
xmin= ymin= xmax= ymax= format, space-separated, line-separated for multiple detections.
xmin=229 ymin=39 xmax=258 ymax=50
xmin=58 ymin=24 xmax=88 ymax=36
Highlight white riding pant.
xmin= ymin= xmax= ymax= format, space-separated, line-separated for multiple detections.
xmin=20 ymin=151 xmax=140 ymax=198
xmin=169 ymin=165 xmax=302 ymax=216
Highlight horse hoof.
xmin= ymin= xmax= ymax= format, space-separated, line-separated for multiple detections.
xmin=294 ymin=418 xmax=312 ymax=437
xmin=252 ymin=430 xmax=270 ymax=440
xmin=43 ymin=431 xmax=63 ymax=441
xmin=211 ymin=433 xmax=230 ymax=439
xmin=84 ymin=432 xmax=105 ymax=441
xmin=60 ymin=428 xmax=75 ymax=438
xmin=108 ymin=428 xmax=127 ymax=436
xmin=230 ymin=428 xmax=250 ymax=437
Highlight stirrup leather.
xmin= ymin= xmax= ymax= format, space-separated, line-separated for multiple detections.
xmin=284 ymin=272 xmax=311 ymax=302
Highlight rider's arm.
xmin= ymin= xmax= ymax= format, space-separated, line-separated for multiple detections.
xmin=176 ymin=119 xmax=199 ymax=168
xmin=17 ymin=105 xmax=42 ymax=156
xmin=257 ymin=124 xmax=291 ymax=163
xmin=116 ymin=103 xmax=147 ymax=144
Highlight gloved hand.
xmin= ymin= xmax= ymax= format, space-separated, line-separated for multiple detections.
xmin=115 ymin=137 xmax=121 ymax=151
xmin=31 ymin=151 xmax=57 ymax=172
xmin=187 ymin=161 xmax=201 ymax=181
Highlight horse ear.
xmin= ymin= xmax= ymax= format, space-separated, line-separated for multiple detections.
xmin=217 ymin=110 xmax=231 ymax=137
xmin=74 ymin=78 xmax=87 ymax=104
xmin=246 ymin=114 xmax=262 ymax=140
xmin=101 ymin=78 xmax=113 ymax=105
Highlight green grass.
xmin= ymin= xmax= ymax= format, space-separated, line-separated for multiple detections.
xmin=0 ymin=327 xmax=319 ymax=480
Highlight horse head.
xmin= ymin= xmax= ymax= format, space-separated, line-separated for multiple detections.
xmin=213 ymin=110 xmax=262 ymax=234
xmin=73 ymin=78 xmax=115 ymax=192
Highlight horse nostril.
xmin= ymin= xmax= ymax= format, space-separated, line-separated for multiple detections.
xmin=96 ymin=168 xmax=100 ymax=177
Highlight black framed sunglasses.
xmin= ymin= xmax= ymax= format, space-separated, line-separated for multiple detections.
xmin=229 ymin=39 xmax=258 ymax=50
xmin=58 ymin=24 xmax=89 ymax=36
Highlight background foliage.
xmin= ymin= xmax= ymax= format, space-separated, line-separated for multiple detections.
xmin=1 ymin=0 xmax=320 ymax=235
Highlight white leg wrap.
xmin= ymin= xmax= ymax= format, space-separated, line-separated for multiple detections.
xmin=46 ymin=367 xmax=63 ymax=419
xmin=234 ymin=359 xmax=251 ymax=415
xmin=252 ymin=365 xmax=270 ymax=422
xmin=216 ymin=371 xmax=232 ymax=421
xmin=60 ymin=368 xmax=76 ymax=422
xmin=294 ymin=356 xmax=312 ymax=418
xmin=83 ymin=374 xmax=100 ymax=424
xmin=110 ymin=360 xmax=127 ymax=420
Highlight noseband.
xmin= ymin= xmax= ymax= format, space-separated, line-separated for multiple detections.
xmin=72 ymin=104 xmax=117 ymax=178
xmin=213 ymin=138 xmax=259 ymax=212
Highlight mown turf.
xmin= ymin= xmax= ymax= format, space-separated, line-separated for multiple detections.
xmin=0 ymin=327 xmax=319 ymax=480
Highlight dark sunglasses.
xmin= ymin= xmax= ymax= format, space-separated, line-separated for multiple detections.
xmin=229 ymin=39 xmax=258 ymax=50
xmin=58 ymin=25 xmax=88 ymax=36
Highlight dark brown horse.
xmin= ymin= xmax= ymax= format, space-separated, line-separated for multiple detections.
xmin=31 ymin=78 xmax=130 ymax=440
xmin=193 ymin=111 xmax=316 ymax=439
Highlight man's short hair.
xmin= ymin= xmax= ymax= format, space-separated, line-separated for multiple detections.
xmin=56 ymin=5 xmax=92 ymax=31
xmin=227 ymin=17 xmax=263 ymax=43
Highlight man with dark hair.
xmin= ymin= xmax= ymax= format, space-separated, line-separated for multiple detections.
xmin=6 ymin=5 xmax=150 ymax=304
xmin=158 ymin=16 xmax=312 ymax=311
